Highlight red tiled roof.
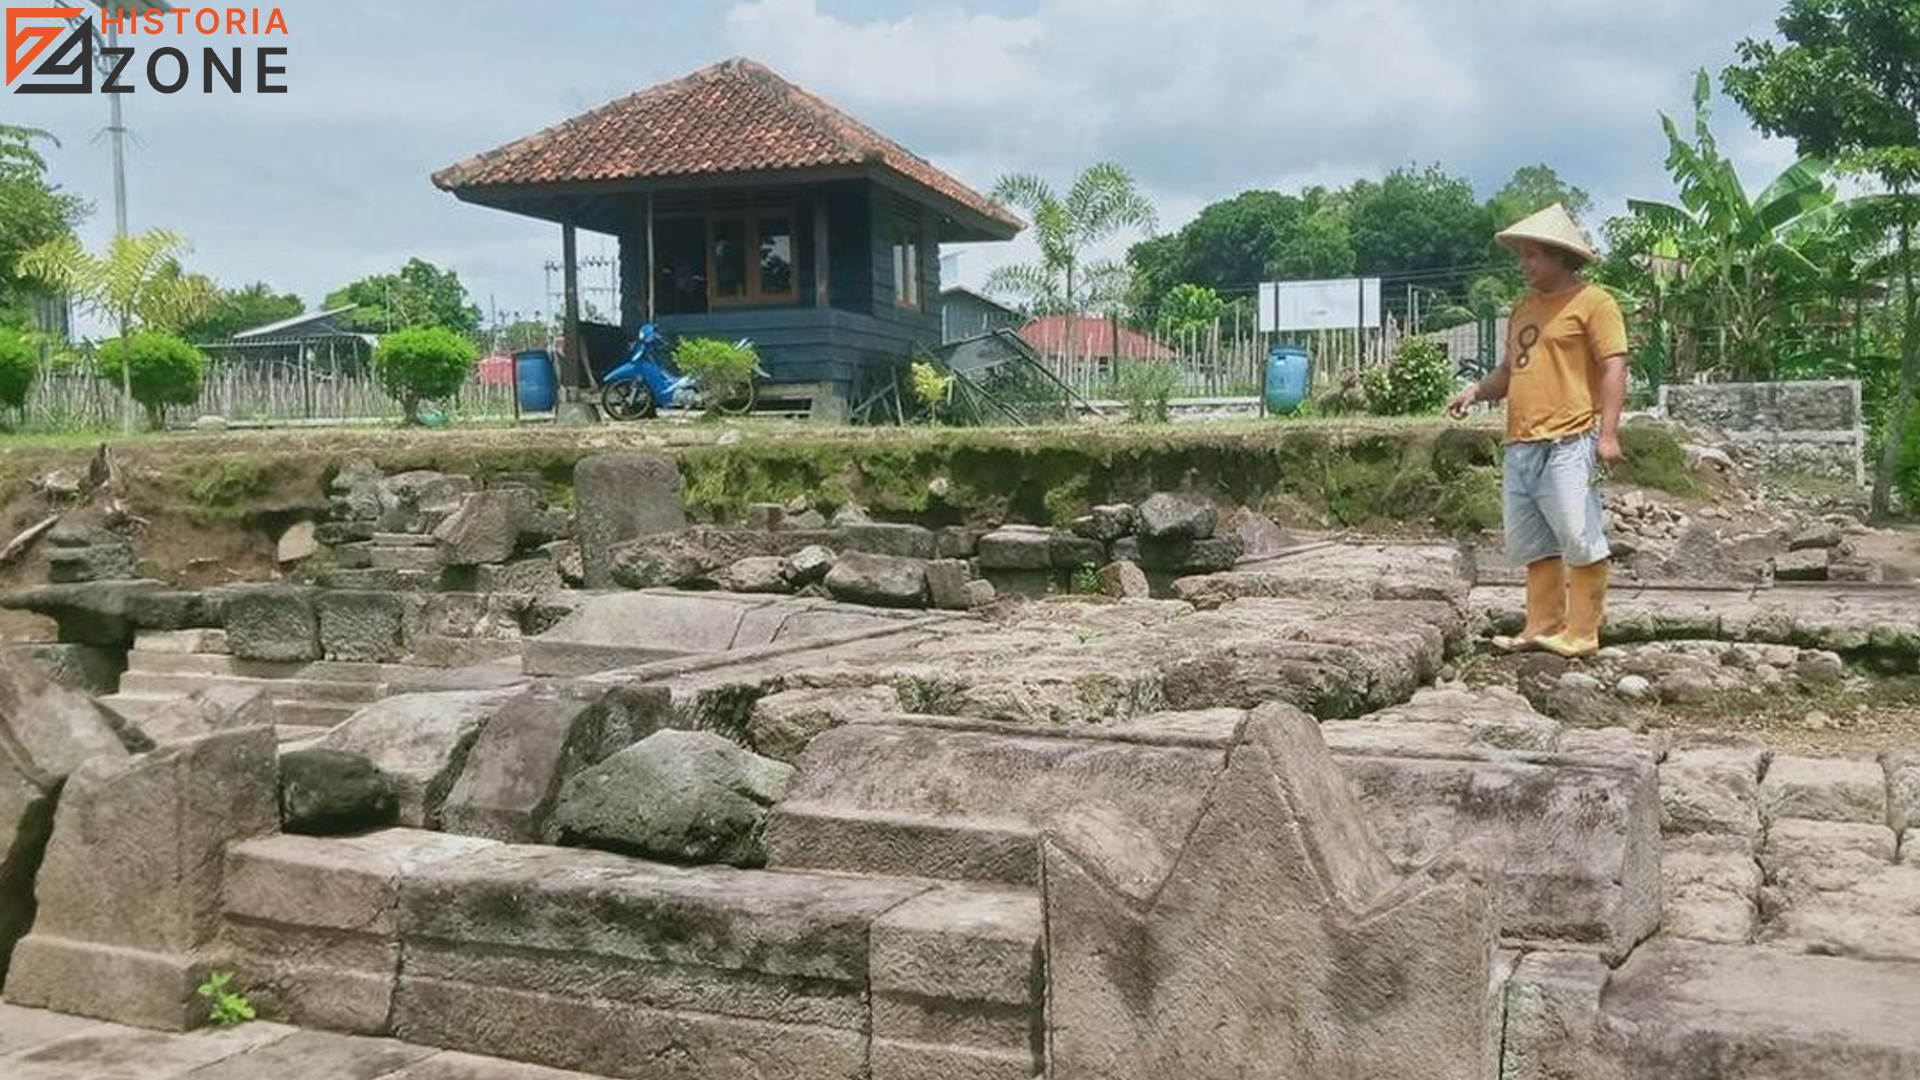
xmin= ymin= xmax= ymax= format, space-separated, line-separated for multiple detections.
xmin=433 ymin=58 xmax=1021 ymax=236
xmin=1019 ymin=316 xmax=1178 ymax=360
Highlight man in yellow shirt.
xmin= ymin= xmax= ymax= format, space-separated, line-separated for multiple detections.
xmin=1448 ymin=204 xmax=1629 ymax=659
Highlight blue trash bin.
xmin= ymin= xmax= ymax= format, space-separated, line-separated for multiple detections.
xmin=1264 ymin=346 xmax=1312 ymax=416
xmin=514 ymin=350 xmax=557 ymax=413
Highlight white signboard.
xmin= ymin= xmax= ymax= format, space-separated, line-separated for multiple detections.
xmin=1258 ymin=278 xmax=1383 ymax=332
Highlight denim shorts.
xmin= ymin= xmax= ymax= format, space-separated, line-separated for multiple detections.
xmin=1504 ymin=431 xmax=1611 ymax=567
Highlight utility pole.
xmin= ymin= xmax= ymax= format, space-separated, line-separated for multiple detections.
xmin=82 ymin=4 xmax=168 ymax=432
xmin=66 ymin=3 xmax=172 ymax=432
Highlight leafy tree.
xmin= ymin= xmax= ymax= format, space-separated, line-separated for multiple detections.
xmin=1487 ymin=165 xmax=1593 ymax=231
xmin=1157 ymin=283 xmax=1225 ymax=339
xmin=0 ymin=326 xmax=37 ymax=411
xmin=327 ymin=258 xmax=482 ymax=335
xmin=1269 ymin=187 xmax=1358 ymax=280
xmin=489 ymin=317 xmax=555 ymax=354
xmin=1124 ymin=233 xmax=1184 ymax=318
xmin=374 ymin=325 xmax=477 ymax=424
xmin=1169 ymin=191 xmax=1303 ymax=292
xmin=985 ymin=163 xmax=1157 ymax=317
xmin=0 ymin=125 xmax=89 ymax=330
xmin=1127 ymin=186 xmax=1357 ymax=318
xmin=1725 ymin=0 xmax=1920 ymax=517
xmin=116 ymin=331 xmax=207 ymax=429
xmin=1467 ymin=273 xmax=1526 ymax=319
xmin=17 ymin=228 xmax=216 ymax=433
xmin=1901 ymin=398 xmax=1920 ymax=511
xmin=1348 ymin=165 xmax=1492 ymax=279
xmin=183 ymin=282 xmax=306 ymax=342
xmin=1127 ymin=165 xmax=1598 ymax=323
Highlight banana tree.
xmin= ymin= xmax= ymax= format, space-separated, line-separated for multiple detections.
xmin=1626 ymin=71 xmax=1860 ymax=381
xmin=18 ymin=228 xmax=214 ymax=433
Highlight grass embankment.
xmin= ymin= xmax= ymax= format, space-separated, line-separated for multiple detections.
xmin=0 ymin=417 xmax=1699 ymax=554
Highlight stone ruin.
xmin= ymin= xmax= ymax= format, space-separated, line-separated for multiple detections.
xmin=1 ymin=449 xmax=1919 ymax=1078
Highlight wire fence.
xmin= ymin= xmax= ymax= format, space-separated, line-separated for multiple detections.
xmin=1035 ymin=312 xmax=1502 ymax=400
xmin=9 ymin=313 xmax=1513 ymax=431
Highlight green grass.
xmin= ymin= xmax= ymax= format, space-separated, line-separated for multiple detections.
xmin=0 ymin=414 xmax=1704 ymax=541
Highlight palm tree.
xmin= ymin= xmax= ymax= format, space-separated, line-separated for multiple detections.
xmin=985 ymin=163 xmax=1157 ymax=382
xmin=18 ymin=228 xmax=214 ymax=433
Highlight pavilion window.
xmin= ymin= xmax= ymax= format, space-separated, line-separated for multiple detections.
xmin=709 ymin=212 xmax=798 ymax=306
xmin=654 ymin=217 xmax=709 ymax=316
xmin=891 ymin=220 xmax=921 ymax=310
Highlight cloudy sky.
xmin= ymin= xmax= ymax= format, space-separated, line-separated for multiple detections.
xmin=12 ymin=0 xmax=1795 ymax=329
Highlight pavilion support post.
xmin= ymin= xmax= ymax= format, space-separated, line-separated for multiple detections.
xmin=645 ymin=194 xmax=657 ymax=323
xmin=814 ymin=198 xmax=830 ymax=309
xmin=563 ymin=222 xmax=586 ymax=394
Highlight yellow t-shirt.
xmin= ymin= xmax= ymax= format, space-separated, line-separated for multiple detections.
xmin=1504 ymin=283 xmax=1628 ymax=443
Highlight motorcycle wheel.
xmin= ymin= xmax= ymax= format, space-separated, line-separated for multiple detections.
xmin=711 ymin=381 xmax=757 ymax=417
xmin=600 ymin=377 xmax=655 ymax=421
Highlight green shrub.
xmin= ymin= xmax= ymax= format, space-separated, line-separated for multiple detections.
xmin=1898 ymin=400 xmax=1920 ymax=517
xmin=675 ymin=338 xmax=761 ymax=409
xmin=0 ymin=327 xmax=37 ymax=411
xmin=197 ymin=971 xmax=255 ymax=1026
xmin=1157 ymin=283 xmax=1224 ymax=340
xmin=374 ymin=326 xmax=477 ymax=424
xmin=1363 ymin=337 xmax=1456 ymax=416
xmin=1113 ymin=360 xmax=1181 ymax=423
xmin=910 ymin=360 xmax=955 ymax=423
xmin=112 ymin=332 xmax=206 ymax=429
xmin=1072 ymin=562 xmax=1101 ymax=594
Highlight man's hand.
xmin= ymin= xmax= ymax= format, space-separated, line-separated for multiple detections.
xmin=1446 ymin=385 xmax=1479 ymax=420
xmin=1597 ymin=433 xmax=1625 ymax=467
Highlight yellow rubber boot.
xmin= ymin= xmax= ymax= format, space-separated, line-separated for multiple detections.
xmin=1537 ymin=560 xmax=1609 ymax=659
xmin=1493 ymin=557 xmax=1566 ymax=653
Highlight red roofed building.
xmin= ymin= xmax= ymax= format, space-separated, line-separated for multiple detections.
xmin=1018 ymin=315 xmax=1178 ymax=362
xmin=434 ymin=58 xmax=1022 ymax=415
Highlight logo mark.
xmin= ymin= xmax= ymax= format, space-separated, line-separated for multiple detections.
xmin=6 ymin=7 xmax=88 ymax=92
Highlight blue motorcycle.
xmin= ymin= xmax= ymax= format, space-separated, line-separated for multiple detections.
xmin=598 ymin=323 xmax=764 ymax=420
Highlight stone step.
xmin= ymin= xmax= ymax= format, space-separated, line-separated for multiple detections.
xmin=274 ymin=699 xmax=364 ymax=728
xmin=125 ymin=650 xmax=308 ymax=679
xmin=98 ymin=691 xmax=360 ymax=734
xmin=322 ymin=568 xmax=438 ymax=592
xmin=95 ymin=691 xmax=177 ymax=722
xmin=125 ymin=650 xmax=401 ymax=684
xmin=370 ymin=546 xmax=444 ymax=572
xmin=1597 ymin=940 xmax=1920 ymax=1076
xmin=371 ymin=532 xmax=440 ymax=547
xmin=117 ymin=670 xmax=386 ymax=705
xmin=131 ymin=628 xmax=229 ymax=655
xmin=0 ymin=1000 xmax=631 ymax=1080
xmin=762 ymin=717 xmax=1233 ymax=886
xmin=768 ymin=803 xmax=1044 ymax=884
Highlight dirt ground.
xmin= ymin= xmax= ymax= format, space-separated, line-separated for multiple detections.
xmin=1460 ymin=650 xmax=1920 ymax=758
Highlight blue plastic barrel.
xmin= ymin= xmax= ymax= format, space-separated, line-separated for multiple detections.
xmin=514 ymin=350 xmax=557 ymax=413
xmin=1264 ymin=346 xmax=1312 ymax=415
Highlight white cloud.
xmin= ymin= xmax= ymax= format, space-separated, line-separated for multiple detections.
xmin=12 ymin=0 xmax=1817 ymax=323
xmin=721 ymin=0 xmax=1798 ymax=238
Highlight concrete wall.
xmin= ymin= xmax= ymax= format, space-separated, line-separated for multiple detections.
xmin=1660 ymin=379 xmax=1865 ymax=486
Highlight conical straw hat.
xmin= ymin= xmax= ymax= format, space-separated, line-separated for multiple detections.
xmin=1496 ymin=203 xmax=1598 ymax=264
